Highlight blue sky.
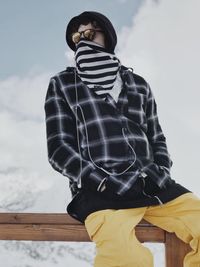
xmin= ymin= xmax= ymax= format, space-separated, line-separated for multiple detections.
xmin=0 ymin=0 xmax=144 ymax=79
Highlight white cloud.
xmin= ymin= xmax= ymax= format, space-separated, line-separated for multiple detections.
xmin=0 ymin=71 xmax=70 ymax=213
xmin=116 ymin=0 xmax=200 ymax=194
xmin=0 ymin=72 xmax=51 ymax=120
xmin=64 ymin=49 xmax=76 ymax=67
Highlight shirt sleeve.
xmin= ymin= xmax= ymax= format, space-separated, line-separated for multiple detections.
xmin=44 ymin=77 xmax=108 ymax=191
xmin=139 ymin=82 xmax=173 ymax=188
xmin=145 ymin=82 xmax=173 ymax=170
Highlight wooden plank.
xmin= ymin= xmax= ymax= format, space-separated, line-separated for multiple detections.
xmin=136 ymin=226 xmax=165 ymax=243
xmin=0 ymin=223 xmax=165 ymax=242
xmin=0 ymin=224 xmax=90 ymax=242
xmin=0 ymin=213 xmax=153 ymax=225
xmin=0 ymin=213 xmax=165 ymax=242
xmin=0 ymin=213 xmax=192 ymax=266
xmin=165 ymin=232 xmax=191 ymax=267
xmin=0 ymin=213 xmax=76 ymax=224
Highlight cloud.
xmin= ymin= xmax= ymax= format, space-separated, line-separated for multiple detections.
xmin=0 ymin=72 xmax=52 ymax=120
xmin=0 ymin=72 xmax=51 ymax=171
xmin=116 ymin=0 xmax=200 ymax=193
xmin=64 ymin=49 xmax=76 ymax=67
xmin=0 ymin=71 xmax=70 ymax=212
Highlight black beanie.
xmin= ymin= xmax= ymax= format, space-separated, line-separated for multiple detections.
xmin=65 ymin=11 xmax=117 ymax=54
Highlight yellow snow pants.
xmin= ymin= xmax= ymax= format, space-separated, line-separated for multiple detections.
xmin=84 ymin=192 xmax=200 ymax=267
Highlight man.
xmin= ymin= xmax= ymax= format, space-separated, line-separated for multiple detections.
xmin=44 ymin=11 xmax=200 ymax=267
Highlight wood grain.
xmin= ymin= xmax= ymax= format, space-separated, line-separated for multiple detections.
xmin=0 ymin=213 xmax=191 ymax=266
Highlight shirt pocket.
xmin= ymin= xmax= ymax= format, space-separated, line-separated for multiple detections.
xmin=84 ymin=210 xmax=106 ymax=243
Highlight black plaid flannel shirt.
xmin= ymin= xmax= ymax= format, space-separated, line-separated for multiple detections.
xmin=44 ymin=65 xmax=173 ymax=197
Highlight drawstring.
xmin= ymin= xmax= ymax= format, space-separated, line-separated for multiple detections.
xmin=74 ymin=69 xmax=138 ymax=188
xmin=74 ymin=70 xmax=83 ymax=188
xmin=74 ymin=67 xmax=164 ymax=205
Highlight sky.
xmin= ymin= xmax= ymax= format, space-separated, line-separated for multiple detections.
xmin=0 ymin=0 xmax=200 ymax=266
xmin=0 ymin=0 xmax=144 ymax=79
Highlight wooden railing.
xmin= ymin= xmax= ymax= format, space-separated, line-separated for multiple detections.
xmin=0 ymin=213 xmax=191 ymax=267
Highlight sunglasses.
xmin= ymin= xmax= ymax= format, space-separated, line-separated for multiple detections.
xmin=71 ymin=28 xmax=104 ymax=44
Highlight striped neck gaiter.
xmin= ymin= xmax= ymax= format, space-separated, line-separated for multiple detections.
xmin=74 ymin=39 xmax=121 ymax=94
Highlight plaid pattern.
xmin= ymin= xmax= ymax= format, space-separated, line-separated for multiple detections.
xmin=44 ymin=65 xmax=173 ymax=198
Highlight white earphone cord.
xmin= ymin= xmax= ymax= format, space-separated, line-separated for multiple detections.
xmin=74 ymin=69 xmax=137 ymax=187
